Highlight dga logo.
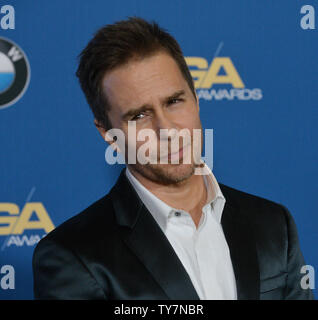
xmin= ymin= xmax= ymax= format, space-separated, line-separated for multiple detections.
xmin=0 ymin=202 xmax=54 ymax=250
xmin=0 ymin=37 xmax=30 ymax=110
xmin=185 ymin=56 xmax=262 ymax=101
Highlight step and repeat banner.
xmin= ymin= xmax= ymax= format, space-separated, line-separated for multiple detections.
xmin=0 ymin=1 xmax=317 ymax=299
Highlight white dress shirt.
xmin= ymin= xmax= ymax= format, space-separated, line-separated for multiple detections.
xmin=125 ymin=164 xmax=237 ymax=300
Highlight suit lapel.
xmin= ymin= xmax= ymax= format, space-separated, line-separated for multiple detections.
xmin=110 ymin=169 xmax=260 ymax=300
xmin=220 ymin=185 xmax=260 ymax=300
xmin=110 ymin=168 xmax=200 ymax=300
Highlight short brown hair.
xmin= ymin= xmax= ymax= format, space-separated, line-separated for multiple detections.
xmin=76 ymin=17 xmax=196 ymax=130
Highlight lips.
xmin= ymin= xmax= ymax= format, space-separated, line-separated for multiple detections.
xmin=160 ymin=144 xmax=190 ymax=162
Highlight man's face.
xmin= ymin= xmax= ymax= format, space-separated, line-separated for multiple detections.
xmin=100 ymin=51 xmax=203 ymax=185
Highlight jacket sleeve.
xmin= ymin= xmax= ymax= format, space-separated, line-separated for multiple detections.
xmin=32 ymin=237 xmax=107 ymax=300
xmin=282 ymin=205 xmax=314 ymax=300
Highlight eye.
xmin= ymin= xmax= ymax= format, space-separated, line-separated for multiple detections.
xmin=168 ymin=98 xmax=182 ymax=105
xmin=131 ymin=113 xmax=146 ymax=121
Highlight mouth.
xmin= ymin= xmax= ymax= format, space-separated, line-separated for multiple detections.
xmin=160 ymin=144 xmax=191 ymax=163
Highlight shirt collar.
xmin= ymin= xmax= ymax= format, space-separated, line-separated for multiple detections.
xmin=125 ymin=163 xmax=226 ymax=231
xmin=201 ymin=164 xmax=226 ymax=223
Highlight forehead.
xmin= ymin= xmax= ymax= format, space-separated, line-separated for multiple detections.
xmin=101 ymin=52 xmax=189 ymax=109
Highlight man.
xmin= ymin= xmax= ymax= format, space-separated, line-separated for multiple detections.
xmin=32 ymin=17 xmax=313 ymax=300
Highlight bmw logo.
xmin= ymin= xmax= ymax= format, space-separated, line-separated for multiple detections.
xmin=0 ymin=37 xmax=30 ymax=110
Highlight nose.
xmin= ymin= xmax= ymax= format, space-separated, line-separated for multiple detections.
xmin=154 ymin=109 xmax=178 ymax=141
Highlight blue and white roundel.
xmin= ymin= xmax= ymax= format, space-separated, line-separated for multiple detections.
xmin=0 ymin=52 xmax=15 ymax=94
xmin=0 ymin=37 xmax=30 ymax=110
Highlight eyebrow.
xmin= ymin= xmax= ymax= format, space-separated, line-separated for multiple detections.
xmin=122 ymin=89 xmax=186 ymax=121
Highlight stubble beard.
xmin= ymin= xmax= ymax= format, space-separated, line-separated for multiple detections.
xmin=129 ymin=161 xmax=196 ymax=186
xmin=127 ymin=136 xmax=203 ymax=186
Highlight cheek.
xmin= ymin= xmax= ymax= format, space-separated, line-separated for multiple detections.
xmin=177 ymin=102 xmax=200 ymax=124
xmin=177 ymin=111 xmax=201 ymax=131
xmin=126 ymin=130 xmax=158 ymax=152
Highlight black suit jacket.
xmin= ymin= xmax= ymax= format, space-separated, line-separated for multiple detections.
xmin=32 ymin=168 xmax=314 ymax=300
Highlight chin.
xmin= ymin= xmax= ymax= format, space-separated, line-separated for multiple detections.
xmin=142 ymin=162 xmax=195 ymax=185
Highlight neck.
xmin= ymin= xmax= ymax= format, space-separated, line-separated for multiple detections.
xmin=127 ymin=166 xmax=207 ymax=227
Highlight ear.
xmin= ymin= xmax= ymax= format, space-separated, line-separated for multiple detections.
xmin=94 ymin=119 xmax=107 ymax=141
xmin=94 ymin=119 xmax=121 ymax=152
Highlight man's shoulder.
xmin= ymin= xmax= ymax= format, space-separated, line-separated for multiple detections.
xmin=36 ymin=192 xmax=116 ymax=251
xmin=219 ymin=182 xmax=281 ymax=206
xmin=219 ymin=182 xmax=290 ymax=226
